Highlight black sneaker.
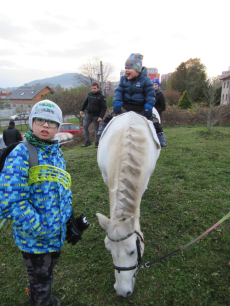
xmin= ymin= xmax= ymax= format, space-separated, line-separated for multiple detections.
xmin=48 ymin=296 xmax=61 ymax=306
xmin=95 ymin=143 xmax=98 ymax=148
xmin=82 ymin=142 xmax=91 ymax=147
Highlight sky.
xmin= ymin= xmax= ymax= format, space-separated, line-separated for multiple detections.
xmin=0 ymin=0 xmax=229 ymax=88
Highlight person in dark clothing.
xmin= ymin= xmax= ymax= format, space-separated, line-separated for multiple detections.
xmin=3 ymin=120 xmax=22 ymax=146
xmin=152 ymin=78 xmax=166 ymax=120
xmin=80 ymin=82 xmax=107 ymax=148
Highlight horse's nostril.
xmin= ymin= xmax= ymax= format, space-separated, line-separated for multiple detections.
xmin=127 ymin=291 xmax=132 ymax=297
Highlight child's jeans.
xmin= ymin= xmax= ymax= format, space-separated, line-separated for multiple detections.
xmin=21 ymin=251 xmax=60 ymax=306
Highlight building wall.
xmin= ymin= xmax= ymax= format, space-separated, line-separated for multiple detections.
xmin=148 ymin=73 xmax=160 ymax=81
xmin=220 ymin=77 xmax=230 ymax=105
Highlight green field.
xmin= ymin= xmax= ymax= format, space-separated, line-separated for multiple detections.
xmin=0 ymin=126 xmax=230 ymax=305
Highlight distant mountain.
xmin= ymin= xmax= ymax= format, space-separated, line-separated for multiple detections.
xmin=27 ymin=73 xmax=80 ymax=88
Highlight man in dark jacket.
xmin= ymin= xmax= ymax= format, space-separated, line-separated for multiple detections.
xmin=152 ymin=78 xmax=166 ymax=120
xmin=3 ymin=120 xmax=22 ymax=146
xmin=80 ymin=82 xmax=107 ymax=148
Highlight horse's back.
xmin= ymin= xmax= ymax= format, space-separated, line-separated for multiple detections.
xmin=97 ymin=112 xmax=160 ymax=189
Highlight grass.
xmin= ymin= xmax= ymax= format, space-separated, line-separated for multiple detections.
xmin=0 ymin=126 xmax=230 ymax=305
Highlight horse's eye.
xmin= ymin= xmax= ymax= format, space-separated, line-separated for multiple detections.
xmin=130 ymin=250 xmax=135 ymax=255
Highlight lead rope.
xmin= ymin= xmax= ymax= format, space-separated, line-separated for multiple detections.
xmin=140 ymin=211 xmax=230 ymax=270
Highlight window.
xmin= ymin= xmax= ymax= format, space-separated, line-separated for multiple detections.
xmin=60 ymin=125 xmax=70 ymax=130
xmin=227 ymin=81 xmax=229 ymax=88
xmin=222 ymin=94 xmax=224 ymax=100
xmin=21 ymin=93 xmax=24 ymax=95
xmin=31 ymin=91 xmax=35 ymax=94
xmin=224 ymin=82 xmax=225 ymax=88
xmin=13 ymin=104 xmax=15 ymax=107
xmin=70 ymin=125 xmax=79 ymax=130
xmin=226 ymin=94 xmax=228 ymax=100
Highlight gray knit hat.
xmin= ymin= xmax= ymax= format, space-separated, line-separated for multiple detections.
xmin=29 ymin=100 xmax=62 ymax=132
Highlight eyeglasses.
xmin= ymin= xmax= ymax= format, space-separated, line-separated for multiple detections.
xmin=34 ymin=118 xmax=59 ymax=128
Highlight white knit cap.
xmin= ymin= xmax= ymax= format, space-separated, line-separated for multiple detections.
xmin=29 ymin=100 xmax=62 ymax=132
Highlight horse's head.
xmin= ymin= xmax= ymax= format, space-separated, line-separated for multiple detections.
xmin=96 ymin=213 xmax=144 ymax=298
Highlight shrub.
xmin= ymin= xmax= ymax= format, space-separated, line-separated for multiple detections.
xmin=164 ymin=90 xmax=181 ymax=106
xmin=178 ymin=90 xmax=192 ymax=109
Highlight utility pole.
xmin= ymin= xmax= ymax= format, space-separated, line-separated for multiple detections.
xmin=100 ymin=61 xmax=104 ymax=95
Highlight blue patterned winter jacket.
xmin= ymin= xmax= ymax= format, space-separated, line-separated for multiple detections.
xmin=0 ymin=142 xmax=72 ymax=254
xmin=114 ymin=67 xmax=156 ymax=108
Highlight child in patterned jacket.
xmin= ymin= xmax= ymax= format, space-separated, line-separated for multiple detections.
xmin=0 ymin=100 xmax=88 ymax=306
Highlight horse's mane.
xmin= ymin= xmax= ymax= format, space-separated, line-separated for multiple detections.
xmin=112 ymin=124 xmax=148 ymax=220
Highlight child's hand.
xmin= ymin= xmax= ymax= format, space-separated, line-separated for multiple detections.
xmin=144 ymin=104 xmax=153 ymax=119
xmin=75 ymin=214 xmax=90 ymax=232
xmin=144 ymin=108 xmax=152 ymax=118
xmin=66 ymin=214 xmax=82 ymax=245
xmin=113 ymin=102 xmax=122 ymax=114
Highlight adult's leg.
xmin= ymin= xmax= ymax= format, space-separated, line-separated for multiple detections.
xmin=83 ymin=114 xmax=93 ymax=144
xmin=21 ymin=251 xmax=60 ymax=306
xmin=92 ymin=117 xmax=100 ymax=144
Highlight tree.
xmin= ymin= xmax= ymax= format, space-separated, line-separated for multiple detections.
xmin=160 ymin=79 xmax=167 ymax=91
xmin=74 ymin=58 xmax=115 ymax=88
xmin=178 ymin=90 xmax=192 ymax=109
xmin=164 ymin=90 xmax=182 ymax=106
xmin=185 ymin=58 xmax=208 ymax=102
xmin=170 ymin=62 xmax=187 ymax=94
xmin=169 ymin=58 xmax=208 ymax=103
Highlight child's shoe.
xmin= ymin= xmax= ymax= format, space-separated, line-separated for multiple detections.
xmin=157 ymin=132 xmax=166 ymax=147
xmin=97 ymin=123 xmax=107 ymax=136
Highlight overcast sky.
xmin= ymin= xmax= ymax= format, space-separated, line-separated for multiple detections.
xmin=0 ymin=0 xmax=229 ymax=88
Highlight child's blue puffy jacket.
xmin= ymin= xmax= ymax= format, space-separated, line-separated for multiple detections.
xmin=113 ymin=68 xmax=156 ymax=107
xmin=0 ymin=142 xmax=72 ymax=254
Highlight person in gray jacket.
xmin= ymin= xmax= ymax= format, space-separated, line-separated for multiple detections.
xmin=3 ymin=120 xmax=22 ymax=146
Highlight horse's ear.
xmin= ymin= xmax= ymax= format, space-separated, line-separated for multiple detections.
xmin=123 ymin=216 xmax=135 ymax=232
xmin=96 ymin=213 xmax=110 ymax=230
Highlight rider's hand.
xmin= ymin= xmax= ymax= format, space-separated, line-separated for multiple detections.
xmin=97 ymin=117 xmax=103 ymax=122
xmin=144 ymin=104 xmax=153 ymax=119
xmin=80 ymin=111 xmax=83 ymax=117
xmin=113 ymin=102 xmax=122 ymax=114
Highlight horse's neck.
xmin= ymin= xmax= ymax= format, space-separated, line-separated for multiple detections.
xmin=109 ymin=189 xmax=141 ymax=220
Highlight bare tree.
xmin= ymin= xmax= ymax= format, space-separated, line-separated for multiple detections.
xmin=74 ymin=58 xmax=115 ymax=88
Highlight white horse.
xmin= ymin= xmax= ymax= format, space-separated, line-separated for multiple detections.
xmin=96 ymin=111 xmax=161 ymax=297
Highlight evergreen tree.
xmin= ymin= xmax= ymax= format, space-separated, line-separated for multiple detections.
xmin=171 ymin=62 xmax=187 ymax=94
xmin=178 ymin=90 xmax=192 ymax=109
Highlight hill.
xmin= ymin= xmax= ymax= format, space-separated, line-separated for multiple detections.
xmin=27 ymin=73 xmax=80 ymax=88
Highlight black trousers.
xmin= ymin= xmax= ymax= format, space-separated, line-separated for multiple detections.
xmin=103 ymin=110 xmax=163 ymax=134
xmin=21 ymin=251 xmax=60 ymax=306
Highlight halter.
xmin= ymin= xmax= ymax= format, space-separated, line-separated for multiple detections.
xmin=107 ymin=230 xmax=144 ymax=277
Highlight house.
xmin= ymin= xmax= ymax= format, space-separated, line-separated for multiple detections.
xmin=220 ymin=73 xmax=230 ymax=105
xmin=7 ymin=85 xmax=51 ymax=110
xmin=0 ymin=90 xmax=11 ymax=99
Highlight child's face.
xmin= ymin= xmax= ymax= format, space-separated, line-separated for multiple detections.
xmin=32 ymin=118 xmax=58 ymax=140
xmin=125 ymin=68 xmax=140 ymax=80
xmin=153 ymin=83 xmax=159 ymax=90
